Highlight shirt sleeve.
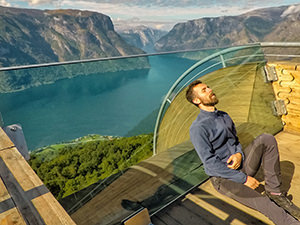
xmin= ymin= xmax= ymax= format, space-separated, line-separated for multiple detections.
xmin=190 ymin=124 xmax=247 ymax=183
xmin=230 ymin=116 xmax=245 ymax=161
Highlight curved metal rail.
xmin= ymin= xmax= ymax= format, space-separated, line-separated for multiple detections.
xmin=153 ymin=42 xmax=300 ymax=154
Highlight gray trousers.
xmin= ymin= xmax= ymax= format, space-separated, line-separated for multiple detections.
xmin=210 ymin=134 xmax=300 ymax=225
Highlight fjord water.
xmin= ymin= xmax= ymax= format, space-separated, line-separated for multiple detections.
xmin=0 ymin=55 xmax=197 ymax=150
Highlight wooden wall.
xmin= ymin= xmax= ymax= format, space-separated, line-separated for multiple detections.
xmin=270 ymin=62 xmax=300 ymax=133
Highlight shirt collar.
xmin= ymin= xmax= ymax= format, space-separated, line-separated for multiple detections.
xmin=199 ymin=108 xmax=219 ymax=117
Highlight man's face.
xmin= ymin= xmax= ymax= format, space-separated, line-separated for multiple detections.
xmin=192 ymin=83 xmax=219 ymax=106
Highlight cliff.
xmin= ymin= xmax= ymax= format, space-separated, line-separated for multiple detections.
xmin=0 ymin=6 xmax=149 ymax=92
xmin=0 ymin=6 xmax=145 ymax=66
xmin=116 ymin=25 xmax=167 ymax=53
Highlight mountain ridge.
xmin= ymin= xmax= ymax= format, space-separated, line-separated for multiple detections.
xmin=0 ymin=6 xmax=145 ymax=67
xmin=0 ymin=6 xmax=150 ymax=93
xmin=155 ymin=4 xmax=300 ymax=51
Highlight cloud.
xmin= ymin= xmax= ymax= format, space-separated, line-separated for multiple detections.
xmin=27 ymin=0 xmax=52 ymax=5
xmin=58 ymin=0 xmax=257 ymax=20
xmin=18 ymin=0 xmax=63 ymax=7
xmin=0 ymin=0 xmax=11 ymax=7
xmin=17 ymin=0 xmax=294 ymax=8
xmin=12 ymin=0 xmax=299 ymax=13
xmin=72 ymin=0 xmax=297 ymax=8
xmin=8 ymin=0 xmax=300 ymax=31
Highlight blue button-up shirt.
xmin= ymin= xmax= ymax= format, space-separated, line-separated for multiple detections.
xmin=190 ymin=109 xmax=247 ymax=183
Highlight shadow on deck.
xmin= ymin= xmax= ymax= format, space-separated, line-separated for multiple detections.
xmin=152 ymin=131 xmax=300 ymax=225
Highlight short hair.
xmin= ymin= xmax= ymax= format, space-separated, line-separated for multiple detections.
xmin=186 ymin=80 xmax=202 ymax=107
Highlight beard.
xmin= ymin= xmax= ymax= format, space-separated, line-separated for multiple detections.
xmin=201 ymin=94 xmax=219 ymax=106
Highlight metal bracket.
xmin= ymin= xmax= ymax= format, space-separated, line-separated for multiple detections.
xmin=0 ymin=112 xmax=3 ymax=128
xmin=264 ymin=66 xmax=278 ymax=82
xmin=3 ymin=124 xmax=30 ymax=160
xmin=271 ymin=100 xmax=287 ymax=116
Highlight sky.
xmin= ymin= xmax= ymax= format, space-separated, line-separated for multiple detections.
xmin=1 ymin=0 xmax=300 ymax=30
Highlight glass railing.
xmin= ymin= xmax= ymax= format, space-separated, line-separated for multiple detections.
xmin=0 ymin=47 xmax=222 ymax=225
xmin=154 ymin=43 xmax=300 ymax=155
xmin=1 ymin=43 xmax=300 ymax=224
xmin=153 ymin=43 xmax=266 ymax=153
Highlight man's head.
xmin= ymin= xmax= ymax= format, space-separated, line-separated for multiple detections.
xmin=186 ymin=80 xmax=219 ymax=109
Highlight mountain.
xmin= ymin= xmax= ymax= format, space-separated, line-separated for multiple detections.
xmin=0 ymin=6 xmax=145 ymax=67
xmin=116 ymin=25 xmax=167 ymax=53
xmin=0 ymin=6 xmax=150 ymax=93
xmin=155 ymin=4 xmax=300 ymax=51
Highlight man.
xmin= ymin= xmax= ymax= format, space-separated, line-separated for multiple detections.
xmin=186 ymin=80 xmax=300 ymax=225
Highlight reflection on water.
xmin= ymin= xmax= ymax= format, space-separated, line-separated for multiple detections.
xmin=0 ymin=55 xmax=196 ymax=149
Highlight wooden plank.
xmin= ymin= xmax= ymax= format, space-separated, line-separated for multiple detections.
xmin=185 ymin=193 xmax=230 ymax=221
xmin=154 ymin=201 xmax=209 ymax=225
xmin=0 ymin=148 xmax=43 ymax=192
xmin=153 ymin=211 xmax=183 ymax=225
xmin=0 ymin=129 xmax=14 ymax=151
xmin=32 ymin=192 xmax=76 ymax=225
xmin=0 ymin=177 xmax=10 ymax=203
xmin=185 ymin=192 xmax=265 ymax=225
xmin=198 ymin=181 xmax=273 ymax=224
xmin=0 ymin=154 xmax=47 ymax=224
xmin=0 ymin=208 xmax=26 ymax=225
xmin=0 ymin=176 xmax=26 ymax=225
xmin=0 ymin=129 xmax=76 ymax=225
xmin=123 ymin=208 xmax=151 ymax=225
xmin=275 ymin=132 xmax=300 ymax=207
xmin=152 ymin=188 xmax=267 ymax=225
xmin=0 ymin=154 xmax=76 ymax=224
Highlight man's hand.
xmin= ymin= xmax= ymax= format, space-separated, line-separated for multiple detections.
xmin=227 ymin=153 xmax=242 ymax=170
xmin=244 ymin=176 xmax=259 ymax=189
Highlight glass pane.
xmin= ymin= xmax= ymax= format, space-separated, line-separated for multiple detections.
xmin=0 ymin=44 xmax=286 ymax=225
xmin=0 ymin=49 xmax=213 ymax=224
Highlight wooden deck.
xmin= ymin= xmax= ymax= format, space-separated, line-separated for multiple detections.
xmin=71 ymin=141 xmax=207 ymax=225
xmin=151 ymin=131 xmax=300 ymax=225
xmin=0 ymin=128 xmax=76 ymax=225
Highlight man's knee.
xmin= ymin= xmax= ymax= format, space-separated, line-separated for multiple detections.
xmin=259 ymin=133 xmax=277 ymax=145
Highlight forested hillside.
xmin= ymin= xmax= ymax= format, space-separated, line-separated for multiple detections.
xmin=29 ymin=134 xmax=153 ymax=199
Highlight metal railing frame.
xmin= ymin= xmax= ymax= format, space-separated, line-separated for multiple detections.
xmin=0 ymin=46 xmax=229 ymax=72
xmin=152 ymin=42 xmax=300 ymax=154
xmin=2 ymin=41 xmax=300 ymax=153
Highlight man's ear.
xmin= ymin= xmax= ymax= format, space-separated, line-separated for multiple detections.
xmin=192 ymin=98 xmax=201 ymax=105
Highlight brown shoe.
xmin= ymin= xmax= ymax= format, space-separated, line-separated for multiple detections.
xmin=266 ymin=191 xmax=300 ymax=220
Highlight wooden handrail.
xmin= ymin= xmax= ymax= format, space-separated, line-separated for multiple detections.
xmin=0 ymin=128 xmax=76 ymax=225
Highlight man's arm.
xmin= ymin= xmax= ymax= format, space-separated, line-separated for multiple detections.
xmin=226 ymin=113 xmax=245 ymax=161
